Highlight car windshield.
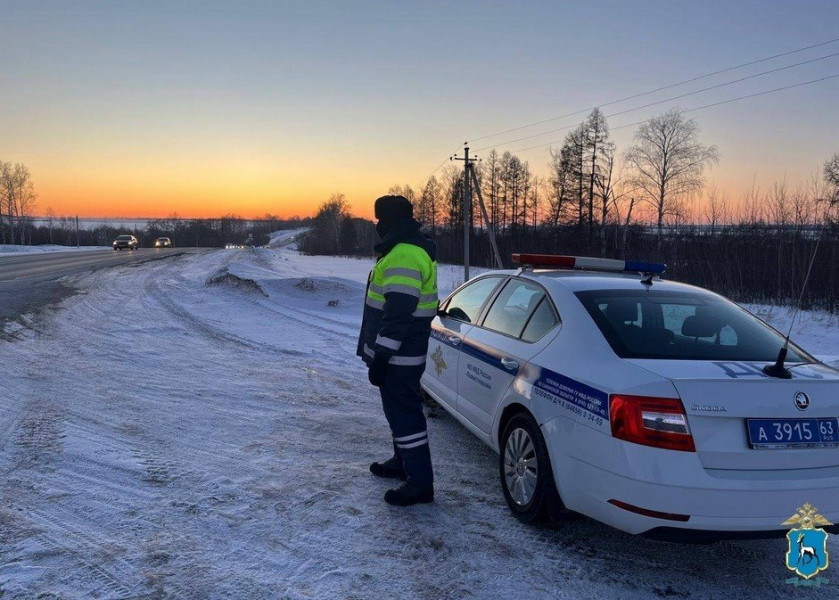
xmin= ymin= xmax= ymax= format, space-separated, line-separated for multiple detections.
xmin=117 ymin=235 xmax=133 ymax=241
xmin=575 ymin=289 xmax=814 ymax=362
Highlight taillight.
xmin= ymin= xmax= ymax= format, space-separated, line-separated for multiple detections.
xmin=610 ymin=395 xmax=695 ymax=452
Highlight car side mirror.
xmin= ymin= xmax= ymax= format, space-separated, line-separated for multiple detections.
xmin=445 ymin=307 xmax=471 ymax=323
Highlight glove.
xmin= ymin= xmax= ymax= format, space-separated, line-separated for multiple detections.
xmin=368 ymin=353 xmax=390 ymax=387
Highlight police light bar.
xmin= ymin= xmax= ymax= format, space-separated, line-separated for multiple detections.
xmin=511 ymin=253 xmax=666 ymax=274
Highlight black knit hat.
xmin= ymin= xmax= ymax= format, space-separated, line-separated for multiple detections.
xmin=374 ymin=195 xmax=413 ymax=222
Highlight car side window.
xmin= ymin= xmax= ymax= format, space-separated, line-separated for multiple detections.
xmin=444 ymin=276 xmax=503 ymax=324
xmin=521 ymin=297 xmax=560 ymax=342
xmin=482 ymin=279 xmax=545 ymax=338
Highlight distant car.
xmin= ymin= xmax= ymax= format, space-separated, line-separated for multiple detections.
xmin=112 ymin=235 xmax=139 ymax=251
xmin=422 ymin=253 xmax=839 ymax=541
xmin=155 ymin=237 xmax=173 ymax=248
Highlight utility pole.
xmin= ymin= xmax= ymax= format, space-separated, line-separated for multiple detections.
xmin=452 ymin=144 xmax=503 ymax=282
xmin=452 ymin=144 xmax=474 ymax=281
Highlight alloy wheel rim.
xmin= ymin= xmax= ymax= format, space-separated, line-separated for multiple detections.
xmin=503 ymin=427 xmax=538 ymax=506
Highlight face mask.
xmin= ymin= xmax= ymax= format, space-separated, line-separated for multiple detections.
xmin=376 ymin=220 xmax=391 ymax=239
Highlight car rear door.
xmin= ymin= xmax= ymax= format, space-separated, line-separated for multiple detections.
xmin=457 ymin=278 xmax=561 ymax=434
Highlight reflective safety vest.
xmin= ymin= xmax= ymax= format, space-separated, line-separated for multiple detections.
xmin=357 ymin=242 xmax=438 ymax=367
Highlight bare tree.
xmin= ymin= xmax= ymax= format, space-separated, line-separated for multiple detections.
xmin=301 ymin=193 xmax=351 ymax=255
xmin=611 ymin=191 xmax=637 ymax=257
xmin=45 ymin=206 xmax=56 ymax=243
xmin=825 ymin=153 xmax=839 ymax=207
xmin=583 ymin=108 xmax=610 ymax=241
xmin=741 ymin=178 xmax=765 ymax=226
xmin=418 ymin=176 xmax=442 ymax=234
xmin=704 ymin=184 xmax=731 ymax=235
xmin=387 ymin=184 xmax=417 ymax=206
xmin=624 ymin=109 xmax=718 ymax=244
xmin=1 ymin=161 xmax=38 ymax=244
xmin=546 ymin=143 xmax=576 ymax=228
xmin=596 ymin=141 xmax=617 ymax=253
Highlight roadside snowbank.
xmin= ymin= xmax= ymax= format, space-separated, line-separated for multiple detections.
xmin=0 ymin=244 xmax=108 ymax=254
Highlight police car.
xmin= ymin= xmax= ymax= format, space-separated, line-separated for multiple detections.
xmin=421 ymin=254 xmax=839 ymax=540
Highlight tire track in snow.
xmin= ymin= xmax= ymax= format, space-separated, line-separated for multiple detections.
xmin=22 ymin=506 xmax=142 ymax=599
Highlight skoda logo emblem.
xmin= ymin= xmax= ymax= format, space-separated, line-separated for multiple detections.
xmin=794 ymin=392 xmax=810 ymax=411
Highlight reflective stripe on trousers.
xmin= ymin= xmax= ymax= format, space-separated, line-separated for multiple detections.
xmin=363 ymin=344 xmax=426 ymax=366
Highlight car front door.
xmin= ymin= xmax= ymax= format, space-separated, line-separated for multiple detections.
xmin=422 ymin=276 xmax=506 ymax=413
xmin=458 ymin=278 xmax=561 ymax=434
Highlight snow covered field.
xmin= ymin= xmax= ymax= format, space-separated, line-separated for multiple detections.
xmin=1 ymin=246 xmax=837 ymax=599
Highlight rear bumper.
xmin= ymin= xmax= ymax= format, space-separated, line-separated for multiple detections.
xmin=543 ymin=416 xmax=839 ymax=536
xmin=643 ymin=524 xmax=839 ymax=543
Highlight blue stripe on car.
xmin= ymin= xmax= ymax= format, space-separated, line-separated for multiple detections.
xmin=532 ymin=367 xmax=609 ymax=420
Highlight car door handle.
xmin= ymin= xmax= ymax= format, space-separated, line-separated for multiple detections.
xmin=447 ymin=336 xmax=462 ymax=346
xmin=500 ymin=357 xmax=519 ymax=371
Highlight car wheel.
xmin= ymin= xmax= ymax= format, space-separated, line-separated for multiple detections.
xmin=500 ymin=411 xmax=564 ymax=524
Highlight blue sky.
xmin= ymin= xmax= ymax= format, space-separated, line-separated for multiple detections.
xmin=1 ymin=1 xmax=837 ymax=217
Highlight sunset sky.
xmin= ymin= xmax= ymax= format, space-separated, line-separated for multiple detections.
xmin=1 ymin=1 xmax=838 ymax=220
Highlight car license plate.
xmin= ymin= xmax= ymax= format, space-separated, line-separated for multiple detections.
xmin=747 ymin=418 xmax=839 ymax=449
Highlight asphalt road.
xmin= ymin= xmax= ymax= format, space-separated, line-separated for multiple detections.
xmin=0 ymin=248 xmax=209 ymax=323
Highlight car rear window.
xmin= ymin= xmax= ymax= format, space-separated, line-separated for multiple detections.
xmin=575 ymin=289 xmax=813 ymax=362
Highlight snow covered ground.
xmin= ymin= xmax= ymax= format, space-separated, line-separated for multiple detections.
xmin=745 ymin=303 xmax=839 ymax=365
xmin=0 ymin=246 xmax=837 ymax=599
xmin=0 ymin=244 xmax=109 ymax=254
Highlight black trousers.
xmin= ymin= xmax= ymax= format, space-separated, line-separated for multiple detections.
xmin=379 ymin=363 xmax=433 ymax=489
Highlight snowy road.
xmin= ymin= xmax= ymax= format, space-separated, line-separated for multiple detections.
xmin=0 ymin=248 xmax=207 ymax=324
xmin=0 ymin=246 xmax=837 ymax=599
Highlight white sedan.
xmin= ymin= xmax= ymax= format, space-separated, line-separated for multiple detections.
xmin=421 ymin=254 xmax=839 ymax=540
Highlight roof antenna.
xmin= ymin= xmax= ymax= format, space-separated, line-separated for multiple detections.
xmin=763 ymin=206 xmax=831 ymax=378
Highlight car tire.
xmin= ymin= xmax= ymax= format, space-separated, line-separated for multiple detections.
xmin=499 ymin=411 xmax=564 ymax=524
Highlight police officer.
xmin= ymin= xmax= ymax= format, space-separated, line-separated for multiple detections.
xmin=357 ymin=195 xmax=438 ymax=506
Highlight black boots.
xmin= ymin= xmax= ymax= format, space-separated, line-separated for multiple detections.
xmin=370 ymin=456 xmax=434 ymax=505
xmin=384 ymin=481 xmax=434 ymax=506
xmin=369 ymin=455 xmax=407 ymax=481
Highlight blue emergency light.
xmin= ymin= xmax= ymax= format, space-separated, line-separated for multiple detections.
xmin=511 ymin=254 xmax=666 ymax=274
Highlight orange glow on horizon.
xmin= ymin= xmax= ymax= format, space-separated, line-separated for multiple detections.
xmin=26 ymin=157 xmax=823 ymax=225
xmin=33 ymin=176 xmax=382 ymax=221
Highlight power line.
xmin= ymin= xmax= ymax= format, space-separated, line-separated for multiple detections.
xmin=420 ymin=144 xmax=463 ymax=186
xmin=468 ymin=37 xmax=839 ymax=144
xmin=508 ymin=73 xmax=839 ymax=155
xmin=474 ymin=51 xmax=839 ymax=152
